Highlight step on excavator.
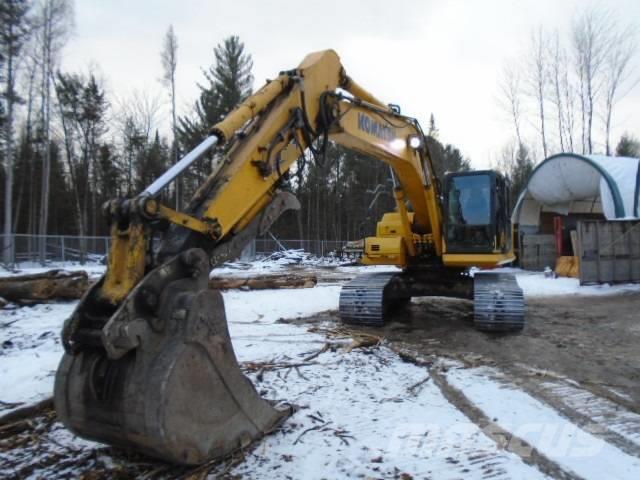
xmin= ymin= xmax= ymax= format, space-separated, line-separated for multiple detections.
xmin=54 ymin=50 xmax=525 ymax=465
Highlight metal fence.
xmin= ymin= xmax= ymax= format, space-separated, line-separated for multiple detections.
xmin=0 ymin=234 xmax=351 ymax=267
xmin=0 ymin=234 xmax=111 ymax=267
xmin=254 ymin=239 xmax=347 ymax=258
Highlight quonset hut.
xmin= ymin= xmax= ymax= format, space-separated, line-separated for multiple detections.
xmin=511 ymin=153 xmax=640 ymax=282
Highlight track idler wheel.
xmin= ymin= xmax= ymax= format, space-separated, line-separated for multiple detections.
xmin=54 ymin=249 xmax=290 ymax=465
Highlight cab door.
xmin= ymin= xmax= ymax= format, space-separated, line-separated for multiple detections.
xmin=443 ymin=171 xmax=496 ymax=254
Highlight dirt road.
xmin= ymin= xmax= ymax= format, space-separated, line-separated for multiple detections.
xmin=350 ymin=292 xmax=640 ymax=409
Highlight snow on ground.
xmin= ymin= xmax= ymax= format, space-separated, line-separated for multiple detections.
xmin=0 ymin=280 xmax=548 ymax=478
xmin=231 ymin=334 xmax=546 ymax=480
xmin=223 ymin=287 xmax=341 ymax=362
xmin=0 ymin=303 xmax=76 ymax=406
xmin=445 ymin=365 xmax=640 ymax=479
xmin=511 ymin=269 xmax=640 ymax=297
xmin=2 ymin=258 xmax=640 ymax=478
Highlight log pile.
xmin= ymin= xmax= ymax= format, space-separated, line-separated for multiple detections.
xmin=0 ymin=269 xmax=317 ymax=306
xmin=0 ymin=270 xmax=90 ymax=303
xmin=209 ymin=272 xmax=317 ymax=290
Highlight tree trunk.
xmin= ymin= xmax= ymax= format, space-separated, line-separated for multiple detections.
xmin=3 ymin=44 xmax=15 ymax=265
xmin=209 ymin=272 xmax=317 ymax=290
xmin=38 ymin=3 xmax=53 ymax=265
xmin=0 ymin=270 xmax=90 ymax=302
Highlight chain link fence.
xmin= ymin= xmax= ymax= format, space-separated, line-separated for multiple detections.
xmin=254 ymin=239 xmax=347 ymax=258
xmin=0 ymin=234 xmax=353 ymax=268
xmin=0 ymin=234 xmax=111 ymax=267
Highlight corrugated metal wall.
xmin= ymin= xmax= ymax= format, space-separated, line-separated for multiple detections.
xmin=577 ymin=220 xmax=640 ymax=285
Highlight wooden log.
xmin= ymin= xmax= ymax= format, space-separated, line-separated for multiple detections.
xmin=0 ymin=397 xmax=54 ymax=426
xmin=209 ymin=273 xmax=317 ymax=290
xmin=0 ymin=270 xmax=89 ymax=302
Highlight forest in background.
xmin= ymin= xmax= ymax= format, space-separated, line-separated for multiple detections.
xmin=1 ymin=1 xmax=639 ymax=262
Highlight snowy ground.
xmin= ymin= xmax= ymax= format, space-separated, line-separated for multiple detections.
xmin=2 ymin=259 xmax=640 ymax=478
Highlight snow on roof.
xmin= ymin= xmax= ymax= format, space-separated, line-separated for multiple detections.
xmin=512 ymin=153 xmax=640 ymax=227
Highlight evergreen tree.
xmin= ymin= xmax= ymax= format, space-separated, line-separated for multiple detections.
xmin=95 ymin=143 xmax=121 ymax=202
xmin=177 ymin=35 xmax=253 ymax=153
xmin=135 ymin=131 xmax=168 ymax=193
xmin=1 ymin=0 xmax=31 ymax=263
xmin=177 ymin=36 xmax=253 ymax=199
xmin=425 ymin=136 xmax=471 ymax=181
xmin=615 ymin=133 xmax=640 ymax=158
xmin=510 ymin=144 xmax=534 ymax=204
xmin=497 ymin=143 xmax=534 ymax=210
xmin=56 ymin=71 xmax=108 ymax=244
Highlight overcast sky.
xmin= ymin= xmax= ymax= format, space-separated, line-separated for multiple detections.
xmin=62 ymin=0 xmax=640 ymax=168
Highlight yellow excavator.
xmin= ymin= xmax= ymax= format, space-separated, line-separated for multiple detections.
xmin=54 ymin=50 xmax=524 ymax=465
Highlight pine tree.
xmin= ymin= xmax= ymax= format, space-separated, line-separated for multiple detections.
xmin=210 ymin=36 xmax=253 ymax=116
xmin=509 ymin=143 xmax=534 ymax=208
xmin=55 ymin=71 xmax=108 ymax=251
xmin=615 ymin=133 xmax=640 ymax=158
xmin=135 ymin=131 xmax=168 ymax=193
xmin=177 ymin=36 xmax=253 ymax=199
xmin=177 ymin=35 xmax=253 ymax=153
xmin=1 ymin=0 xmax=31 ymax=264
xmin=425 ymin=136 xmax=471 ymax=181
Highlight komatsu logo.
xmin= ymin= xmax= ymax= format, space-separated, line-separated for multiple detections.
xmin=357 ymin=112 xmax=395 ymax=141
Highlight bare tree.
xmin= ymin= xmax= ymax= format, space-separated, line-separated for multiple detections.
xmin=526 ymin=27 xmax=549 ymax=158
xmin=160 ymin=24 xmax=179 ymax=207
xmin=561 ymin=49 xmax=577 ymax=152
xmin=498 ymin=62 xmax=524 ymax=146
xmin=114 ymin=89 xmax=162 ymax=193
xmin=572 ymin=7 xmax=614 ymax=154
xmin=34 ymin=0 xmax=73 ymax=264
xmin=602 ymin=27 xmax=638 ymax=155
xmin=548 ymin=30 xmax=567 ymax=152
xmin=115 ymin=89 xmax=163 ymax=140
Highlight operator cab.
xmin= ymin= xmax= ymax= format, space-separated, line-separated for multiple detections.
xmin=443 ymin=170 xmax=511 ymax=255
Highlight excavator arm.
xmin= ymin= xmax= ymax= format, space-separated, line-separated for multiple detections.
xmin=97 ymin=49 xmax=448 ymax=307
xmin=54 ymin=50 xmax=522 ymax=466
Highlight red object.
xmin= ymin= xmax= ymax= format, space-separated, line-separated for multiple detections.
xmin=554 ymin=216 xmax=564 ymax=257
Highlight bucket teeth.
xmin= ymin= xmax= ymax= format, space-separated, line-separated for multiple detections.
xmin=54 ymin=248 xmax=291 ymax=465
xmin=473 ymin=272 xmax=526 ymax=332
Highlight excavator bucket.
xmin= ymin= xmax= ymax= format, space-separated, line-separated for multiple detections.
xmin=54 ymin=249 xmax=290 ymax=465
